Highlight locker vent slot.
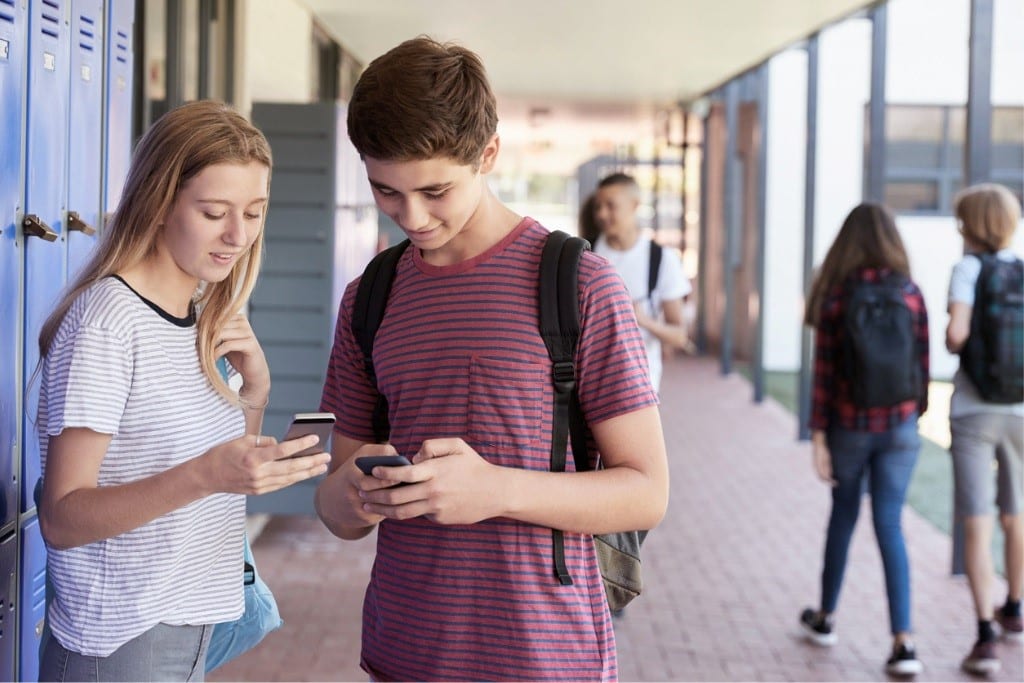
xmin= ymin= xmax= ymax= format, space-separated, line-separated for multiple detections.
xmin=40 ymin=1 xmax=60 ymax=39
xmin=0 ymin=0 xmax=12 ymax=24
xmin=115 ymin=30 xmax=128 ymax=64
xmin=79 ymin=15 xmax=95 ymax=51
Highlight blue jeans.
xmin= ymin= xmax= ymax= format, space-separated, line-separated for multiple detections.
xmin=820 ymin=414 xmax=920 ymax=635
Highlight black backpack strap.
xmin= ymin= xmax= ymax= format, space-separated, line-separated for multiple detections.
xmin=351 ymin=240 xmax=412 ymax=443
xmin=539 ymin=230 xmax=590 ymax=586
xmin=648 ymin=241 xmax=663 ymax=299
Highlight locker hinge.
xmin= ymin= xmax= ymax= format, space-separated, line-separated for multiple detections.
xmin=22 ymin=215 xmax=58 ymax=242
xmin=67 ymin=211 xmax=96 ymax=236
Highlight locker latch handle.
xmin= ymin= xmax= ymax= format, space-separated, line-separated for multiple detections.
xmin=67 ymin=211 xmax=96 ymax=236
xmin=22 ymin=214 xmax=58 ymax=242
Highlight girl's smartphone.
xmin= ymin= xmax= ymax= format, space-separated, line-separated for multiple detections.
xmin=354 ymin=454 xmax=412 ymax=475
xmin=281 ymin=412 xmax=336 ymax=458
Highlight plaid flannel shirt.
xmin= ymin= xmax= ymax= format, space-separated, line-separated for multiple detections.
xmin=810 ymin=267 xmax=930 ymax=433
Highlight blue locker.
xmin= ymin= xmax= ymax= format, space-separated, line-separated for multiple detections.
xmin=65 ymin=0 xmax=104 ymax=279
xmin=0 ymin=0 xmax=27 ymax=535
xmin=16 ymin=518 xmax=44 ymax=682
xmin=0 ymin=532 xmax=16 ymax=683
xmin=22 ymin=0 xmax=70 ymax=515
xmin=102 ymin=0 xmax=132 ymax=217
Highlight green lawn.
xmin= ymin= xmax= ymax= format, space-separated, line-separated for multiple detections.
xmin=736 ymin=366 xmax=1004 ymax=575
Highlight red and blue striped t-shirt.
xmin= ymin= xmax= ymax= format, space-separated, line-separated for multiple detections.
xmin=321 ymin=218 xmax=657 ymax=681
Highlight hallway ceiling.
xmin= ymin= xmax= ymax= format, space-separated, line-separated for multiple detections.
xmin=300 ymin=0 xmax=878 ymax=106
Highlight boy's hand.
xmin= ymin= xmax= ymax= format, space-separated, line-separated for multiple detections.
xmin=357 ymin=438 xmax=501 ymax=525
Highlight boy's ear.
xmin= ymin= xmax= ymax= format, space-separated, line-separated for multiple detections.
xmin=478 ymin=134 xmax=500 ymax=174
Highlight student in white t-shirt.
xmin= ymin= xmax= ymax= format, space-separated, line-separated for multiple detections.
xmin=944 ymin=183 xmax=1024 ymax=676
xmin=592 ymin=173 xmax=691 ymax=390
xmin=35 ymin=101 xmax=329 ymax=681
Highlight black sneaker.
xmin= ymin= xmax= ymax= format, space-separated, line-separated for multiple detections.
xmin=961 ymin=638 xmax=1000 ymax=675
xmin=800 ymin=607 xmax=837 ymax=646
xmin=886 ymin=642 xmax=923 ymax=676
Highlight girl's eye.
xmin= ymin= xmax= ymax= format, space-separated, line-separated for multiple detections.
xmin=244 ymin=213 xmax=261 ymax=220
xmin=204 ymin=213 xmax=226 ymax=220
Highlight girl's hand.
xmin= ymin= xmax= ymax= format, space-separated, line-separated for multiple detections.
xmin=204 ymin=434 xmax=330 ymax=496
xmin=811 ymin=431 xmax=836 ymax=486
xmin=216 ymin=313 xmax=270 ymax=405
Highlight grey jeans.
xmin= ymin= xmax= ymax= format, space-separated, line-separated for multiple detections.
xmin=40 ymin=623 xmax=213 ymax=682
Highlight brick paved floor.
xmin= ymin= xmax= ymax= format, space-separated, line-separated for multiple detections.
xmin=209 ymin=356 xmax=1023 ymax=682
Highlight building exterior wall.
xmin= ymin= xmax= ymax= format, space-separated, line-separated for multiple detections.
xmin=756 ymin=0 xmax=1023 ymax=379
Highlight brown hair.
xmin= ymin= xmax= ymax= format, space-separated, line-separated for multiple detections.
xmin=954 ymin=183 xmax=1021 ymax=253
xmin=38 ymin=100 xmax=272 ymax=402
xmin=347 ymin=36 xmax=498 ymax=166
xmin=804 ymin=202 xmax=910 ymax=326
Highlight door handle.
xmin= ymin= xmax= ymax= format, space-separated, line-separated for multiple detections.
xmin=67 ymin=211 xmax=96 ymax=236
xmin=22 ymin=214 xmax=58 ymax=242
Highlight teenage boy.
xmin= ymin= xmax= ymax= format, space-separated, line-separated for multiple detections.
xmin=314 ymin=37 xmax=669 ymax=682
xmin=592 ymin=173 xmax=690 ymax=391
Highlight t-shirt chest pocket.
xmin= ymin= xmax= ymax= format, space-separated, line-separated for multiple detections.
xmin=467 ymin=356 xmax=545 ymax=451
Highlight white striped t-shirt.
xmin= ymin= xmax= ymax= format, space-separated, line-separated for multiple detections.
xmin=38 ymin=276 xmax=247 ymax=657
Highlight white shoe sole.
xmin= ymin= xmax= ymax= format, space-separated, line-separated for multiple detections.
xmin=1000 ymin=629 xmax=1024 ymax=642
xmin=800 ymin=624 xmax=837 ymax=647
xmin=962 ymin=659 xmax=1000 ymax=675
xmin=887 ymin=660 xmax=923 ymax=676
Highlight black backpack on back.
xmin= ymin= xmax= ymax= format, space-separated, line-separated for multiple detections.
xmin=960 ymin=253 xmax=1024 ymax=404
xmin=841 ymin=274 xmax=920 ymax=408
xmin=351 ymin=230 xmax=644 ymax=612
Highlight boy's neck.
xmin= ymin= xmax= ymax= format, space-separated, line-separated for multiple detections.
xmin=604 ymin=227 xmax=640 ymax=252
xmin=419 ymin=192 xmax=521 ymax=267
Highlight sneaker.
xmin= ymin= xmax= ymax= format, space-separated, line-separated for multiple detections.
xmin=886 ymin=643 xmax=923 ymax=676
xmin=961 ymin=639 xmax=1000 ymax=675
xmin=799 ymin=607 xmax=837 ymax=646
xmin=995 ymin=606 xmax=1024 ymax=642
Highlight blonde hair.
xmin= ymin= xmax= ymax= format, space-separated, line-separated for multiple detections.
xmin=954 ymin=183 xmax=1021 ymax=253
xmin=804 ymin=202 xmax=910 ymax=327
xmin=38 ymin=100 xmax=273 ymax=402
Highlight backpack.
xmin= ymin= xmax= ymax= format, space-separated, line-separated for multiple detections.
xmin=646 ymin=240 xmax=663 ymax=300
xmin=841 ymin=273 xmax=920 ymax=408
xmin=960 ymin=253 xmax=1024 ymax=404
xmin=351 ymin=230 xmax=644 ymax=612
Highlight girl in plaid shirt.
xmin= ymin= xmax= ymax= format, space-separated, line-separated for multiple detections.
xmin=798 ymin=203 xmax=929 ymax=677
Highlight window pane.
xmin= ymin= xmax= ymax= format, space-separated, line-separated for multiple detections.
xmin=886 ymin=106 xmax=944 ymax=169
xmin=886 ymin=181 xmax=939 ymax=213
xmin=993 ymin=108 xmax=1024 ymax=144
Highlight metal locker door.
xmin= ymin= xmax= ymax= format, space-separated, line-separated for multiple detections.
xmin=0 ymin=531 xmax=17 ymax=683
xmin=102 ymin=0 xmax=133 ymax=218
xmin=16 ymin=518 xmax=44 ymax=682
xmin=65 ymin=0 xmax=104 ymax=280
xmin=22 ymin=0 xmax=70 ymax=515
xmin=0 ymin=0 xmax=28 ymax=534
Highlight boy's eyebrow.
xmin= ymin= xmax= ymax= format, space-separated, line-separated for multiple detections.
xmin=369 ymin=179 xmax=452 ymax=193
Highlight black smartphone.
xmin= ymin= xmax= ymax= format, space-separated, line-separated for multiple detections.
xmin=354 ymin=454 xmax=412 ymax=476
xmin=281 ymin=412 xmax=336 ymax=458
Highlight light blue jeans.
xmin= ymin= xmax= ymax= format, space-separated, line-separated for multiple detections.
xmin=819 ymin=414 xmax=920 ymax=635
xmin=39 ymin=623 xmax=213 ymax=682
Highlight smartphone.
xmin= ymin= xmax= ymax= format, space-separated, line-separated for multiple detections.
xmin=354 ymin=454 xmax=412 ymax=476
xmin=281 ymin=412 xmax=336 ymax=458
